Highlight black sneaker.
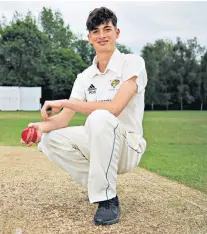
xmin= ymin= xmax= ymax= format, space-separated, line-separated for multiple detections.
xmin=94 ymin=196 xmax=120 ymax=225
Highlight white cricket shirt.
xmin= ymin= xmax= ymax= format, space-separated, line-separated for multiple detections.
xmin=70 ymin=48 xmax=148 ymax=136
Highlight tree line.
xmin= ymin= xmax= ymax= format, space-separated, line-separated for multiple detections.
xmin=0 ymin=8 xmax=206 ymax=110
xmin=142 ymin=38 xmax=207 ymax=110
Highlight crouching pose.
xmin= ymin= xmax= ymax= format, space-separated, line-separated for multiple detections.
xmin=22 ymin=7 xmax=147 ymax=225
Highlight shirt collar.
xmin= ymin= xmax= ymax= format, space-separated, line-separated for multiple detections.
xmin=90 ymin=48 xmax=121 ymax=78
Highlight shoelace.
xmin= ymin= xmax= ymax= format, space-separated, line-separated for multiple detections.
xmin=98 ymin=198 xmax=117 ymax=209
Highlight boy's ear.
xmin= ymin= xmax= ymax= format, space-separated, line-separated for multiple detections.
xmin=88 ymin=33 xmax=92 ymax=44
xmin=116 ymin=28 xmax=120 ymax=39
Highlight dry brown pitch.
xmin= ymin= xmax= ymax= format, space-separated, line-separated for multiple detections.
xmin=0 ymin=146 xmax=207 ymax=234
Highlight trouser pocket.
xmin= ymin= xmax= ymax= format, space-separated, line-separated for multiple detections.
xmin=118 ymin=136 xmax=147 ymax=174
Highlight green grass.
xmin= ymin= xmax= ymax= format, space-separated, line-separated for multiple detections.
xmin=141 ymin=111 xmax=207 ymax=193
xmin=0 ymin=111 xmax=206 ymax=193
xmin=0 ymin=112 xmax=88 ymax=146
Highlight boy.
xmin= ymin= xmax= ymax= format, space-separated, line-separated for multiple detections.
xmin=22 ymin=7 xmax=147 ymax=225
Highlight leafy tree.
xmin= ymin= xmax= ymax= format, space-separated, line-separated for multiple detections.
xmin=197 ymin=51 xmax=207 ymax=110
xmin=142 ymin=43 xmax=159 ymax=110
xmin=153 ymin=40 xmax=173 ymax=110
xmin=0 ymin=15 xmax=50 ymax=87
xmin=39 ymin=7 xmax=74 ymax=49
xmin=47 ymin=48 xmax=87 ymax=99
xmin=72 ymin=38 xmax=95 ymax=66
xmin=142 ymin=40 xmax=173 ymax=110
xmin=171 ymin=37 xmax=200 ymax=110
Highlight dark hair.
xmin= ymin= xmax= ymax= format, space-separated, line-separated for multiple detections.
xmin=86 ymin=7 xmax=117 ymax=32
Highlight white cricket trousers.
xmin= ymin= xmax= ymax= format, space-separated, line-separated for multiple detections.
xmin=38 ymin=110 xmax=146 ymax=203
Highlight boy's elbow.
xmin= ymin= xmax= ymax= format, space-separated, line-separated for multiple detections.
xmin=111 ymin=105 xmax=122 ymax=117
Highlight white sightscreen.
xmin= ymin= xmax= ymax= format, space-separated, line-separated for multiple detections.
xmin=20 ymin=87 xmax=41 ymax=111
xmin=0 ymin=86 xmax=20 ymax=111
xmin=0 ymin=86 xmax=41 ymax=111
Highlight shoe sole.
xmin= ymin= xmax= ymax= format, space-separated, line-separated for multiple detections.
xmin=94 ymin=214 xmax=120 ymax=226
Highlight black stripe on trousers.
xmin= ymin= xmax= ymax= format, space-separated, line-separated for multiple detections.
xmin=122 ymin=134 xmax=142 ymax=154
xmin=105 ymin=123 xmax=119 ymax=200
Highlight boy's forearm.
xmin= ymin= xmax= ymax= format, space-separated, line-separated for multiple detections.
xmin=37 ymin=112 xmax=73 ymax=133
xmin=61 ymin=99 xmax=118 ymax=116
xmin=37 ymin=117 xmax=64 ymax=133
xmin=37 ymin=107 xmax=75 ymax=133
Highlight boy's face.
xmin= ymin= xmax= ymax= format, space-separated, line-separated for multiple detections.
xmin=88 ymin=21 xmax=120 ymax=53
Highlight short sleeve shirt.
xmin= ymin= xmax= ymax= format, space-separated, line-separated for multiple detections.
xmin=70 ymin=48 xmax=147 ymax=136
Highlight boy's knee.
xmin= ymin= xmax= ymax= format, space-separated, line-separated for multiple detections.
xmin=85 ymin=110 xmax=116 ymax=132
xmin=88 ymin=110 xmax=112 ymax=121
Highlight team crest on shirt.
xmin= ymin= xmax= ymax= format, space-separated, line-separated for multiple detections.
xmin=111 ymin=79 xmax=120 ymax=88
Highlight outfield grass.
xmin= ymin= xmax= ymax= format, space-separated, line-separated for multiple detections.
xmin=141 ymin=111 xmax=207 ymax=194
xmin=0 ymin=111 xmax=206 ymax=193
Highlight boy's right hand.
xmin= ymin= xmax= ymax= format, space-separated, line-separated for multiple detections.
xmin=21 ymin=123 xmax=43 ymax=147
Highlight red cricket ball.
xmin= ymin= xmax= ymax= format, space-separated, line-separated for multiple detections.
xmin=21 ymin=127 xmax=37 ymax=144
